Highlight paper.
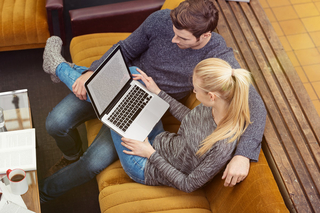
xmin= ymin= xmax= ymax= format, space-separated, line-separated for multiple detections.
xmin=0 ymin=182 xmax=35 ymax=213
xmin=0 ymin=201 xmax=34 ymax=213
xmin=0 ymin=182 xmax=26 ymax=209
xmin=0 ymin=129 xmax=36 ymax=174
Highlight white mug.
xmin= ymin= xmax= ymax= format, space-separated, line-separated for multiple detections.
xmin=6 ymin=169 xmax=28 ymax=195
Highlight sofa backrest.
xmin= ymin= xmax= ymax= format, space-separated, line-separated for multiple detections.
xmin=161 ymin=0 xmax=184 ymax=10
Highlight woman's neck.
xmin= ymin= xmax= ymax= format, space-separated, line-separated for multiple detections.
xmin=211 ymin=99 xmax=229 ymax=125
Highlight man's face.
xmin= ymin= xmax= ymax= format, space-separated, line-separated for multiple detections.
xmin=172 ymin=26 xmax=209 ymax=50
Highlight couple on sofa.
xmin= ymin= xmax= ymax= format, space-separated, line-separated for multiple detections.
xmin=40 ymin=0 xmax=266 ymax=202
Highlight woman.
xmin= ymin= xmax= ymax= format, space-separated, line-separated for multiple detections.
xmin=109 ymin=58 xmax=258 ymax=192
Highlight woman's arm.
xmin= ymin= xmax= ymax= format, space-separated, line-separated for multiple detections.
xmin=148 ymin=140 xmax=236 ymax=193
xmin=133 ymin=69 xmax=191 ymax=121
xmin=158 ymin=91 xmax=191 ymax=122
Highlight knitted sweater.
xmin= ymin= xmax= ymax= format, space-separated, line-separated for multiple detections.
xmin=143 ymin=90 xmax=265 ymax=192
xmin=89 ymin=9 xmax=240 ymax=100
xmin=89 ymin=9 xmax=267 ymax=161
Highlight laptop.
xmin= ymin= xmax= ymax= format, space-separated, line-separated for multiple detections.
xmin=85 ymin=45 xmax=169 ymax=141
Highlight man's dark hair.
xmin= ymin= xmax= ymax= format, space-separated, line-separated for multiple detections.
xmin=170 ymin=0 xmax=219 ymax=38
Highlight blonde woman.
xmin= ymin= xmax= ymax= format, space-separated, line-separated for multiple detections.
xmin=111 ymin=58 xmax=267 ymax=192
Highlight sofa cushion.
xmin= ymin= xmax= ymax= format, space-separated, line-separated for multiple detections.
xmin=98 ymin=160 xmax=211 ymax=213
xmin=70 ymin=33 xmax=131 ymax=67
xmin=205 ymin=151 xmax=289 ymax=213
xmin=0 ymin=0 xmax=50 ymax=51
xmin=99 ymin=184 xmax=211 ymax=213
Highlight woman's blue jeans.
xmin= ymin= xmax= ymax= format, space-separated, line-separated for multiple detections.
xmin=110 ymin=121 xmax=164 ymax=184
xmin=41 ymin=63 xmax=163 ymax=201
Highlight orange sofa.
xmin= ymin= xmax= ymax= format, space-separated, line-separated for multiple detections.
xmin=0 ymin=0 xmax=64 ymax=52
xmin=69 ymin=0 xmax=289 ymax=212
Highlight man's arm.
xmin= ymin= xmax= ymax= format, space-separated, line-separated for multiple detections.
xmin=222 ymin=85 xmax=267 ymax=186
xmin=222 ymin=155 xmax=250 ymax=186
xmin=211 ymin=35 xmax=267 ymax=185
xmin=72 ymin=10 xmax=162 ymax=100
xmin=235 ymin=85 xmax=267 ymax=161
xmin=88 ymin=10 xmax=163 ymax=72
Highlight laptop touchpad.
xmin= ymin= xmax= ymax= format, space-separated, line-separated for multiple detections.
xmin=137 ymin=110 xmax=158 ymax=130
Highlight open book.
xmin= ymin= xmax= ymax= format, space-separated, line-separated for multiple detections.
xmin=0 ymin=129 xmax=36 ymax=174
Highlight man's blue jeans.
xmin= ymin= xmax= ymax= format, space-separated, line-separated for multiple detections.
xmin=41 ymin=63 xmax=163 ymax=201
xmin=46 ymin=63 xmax=142 ymax=159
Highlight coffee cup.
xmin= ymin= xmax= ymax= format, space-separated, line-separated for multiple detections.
xmin=6 ymin=169 xmax=28 ymax=195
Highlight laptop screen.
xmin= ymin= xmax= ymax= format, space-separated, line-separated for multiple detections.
xmin=86 ymin=47 xmax=131 ymax=116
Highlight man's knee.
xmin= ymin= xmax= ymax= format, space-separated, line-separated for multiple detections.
xmin=45 ymin=110 xmax=69 ymax=136
xmin=78 ymin=154 xmax=117 ymax=177
xmin=79 ymin=142 xmax=118 ymax=175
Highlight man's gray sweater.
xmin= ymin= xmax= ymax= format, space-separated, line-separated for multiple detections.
xmin=88 ymin=9 xmax=267 ymax=161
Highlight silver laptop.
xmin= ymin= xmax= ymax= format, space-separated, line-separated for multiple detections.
xmin=85 ymin=45 xmax=169 ymax=141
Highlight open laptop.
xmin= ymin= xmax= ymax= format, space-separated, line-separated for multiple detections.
xmin=85 ymin=45 xmax=169 ymax=141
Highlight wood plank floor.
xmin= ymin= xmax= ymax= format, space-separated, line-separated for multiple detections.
xmin=215 ymin=0 xmax=320 ymax=212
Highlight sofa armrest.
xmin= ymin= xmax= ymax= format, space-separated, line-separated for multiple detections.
xmin=204 ymin=150 xmax=289 ymax=212
xmin=46 ymin=0 xmax=66 ymax=44
xmin=69 ymin=0 xmax=165 ymax=37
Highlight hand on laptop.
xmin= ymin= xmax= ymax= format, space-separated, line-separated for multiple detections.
xmin=121 ymin=137 xmax=155 ymax=159
xmin=132 ymin=69 xmax=161 ymax=95
xmin=72 ymin=71 xmax=94 ymax=100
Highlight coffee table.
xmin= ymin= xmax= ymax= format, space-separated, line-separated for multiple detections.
xmin=0 ymin=89 xmax=41 ymax=213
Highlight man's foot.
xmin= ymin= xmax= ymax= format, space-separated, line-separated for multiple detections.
xmin=45 ymin=156 xmax=79 ymax=178
xmin=43 ymin=36 xmax=66 ymax=83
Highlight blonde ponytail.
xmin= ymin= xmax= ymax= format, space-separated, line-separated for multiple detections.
xmin=193 ymin=58 xmax=252 ymax=156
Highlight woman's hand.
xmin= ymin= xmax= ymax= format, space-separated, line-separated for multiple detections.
xmin=132 ymin=68 xmax=161 ymax=95
xmin=121 ymin=137 xmax=155 ymax=159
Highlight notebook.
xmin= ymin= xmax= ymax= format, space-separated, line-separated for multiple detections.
xmin=85 ymin=45 xmax=169 ymax=141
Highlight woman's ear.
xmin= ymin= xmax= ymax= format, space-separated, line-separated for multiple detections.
xmin=208 ymin=92 xmax=215 ymax=102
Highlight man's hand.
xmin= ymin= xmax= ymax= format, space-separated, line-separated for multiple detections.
xmin=222 ymin=155 xmax=250 ymax=187
xmin=72 ymin=71 xmax=93 ymax=100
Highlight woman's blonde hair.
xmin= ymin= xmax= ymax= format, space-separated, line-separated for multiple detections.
xmin=193 ymin=58 xmax=252 ymax=156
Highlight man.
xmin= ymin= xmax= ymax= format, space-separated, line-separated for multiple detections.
xmin=40 ymin=0 xmax=266 ymax=201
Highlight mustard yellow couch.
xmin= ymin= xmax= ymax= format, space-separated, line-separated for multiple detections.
xmin=69 ymin=0 xmax=289 ymax=212
xmin=0 ymin=0 xmax=51 ymax=51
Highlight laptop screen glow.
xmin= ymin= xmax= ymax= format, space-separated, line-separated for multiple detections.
xmin=86 ymin=50 xmax=131 ymax=115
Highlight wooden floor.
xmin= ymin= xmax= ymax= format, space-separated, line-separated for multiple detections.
xmin=215 ymin=0 xmax=320 ymax=212
xmin=260 ymin=0 xmax=320 ymax=117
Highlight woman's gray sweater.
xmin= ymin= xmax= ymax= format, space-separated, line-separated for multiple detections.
xmin=144 ymin=91 xmax=240 ymax=192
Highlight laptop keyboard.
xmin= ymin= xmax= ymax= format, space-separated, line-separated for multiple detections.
xmin=108 ymin=85 xmax=152 ymax=132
